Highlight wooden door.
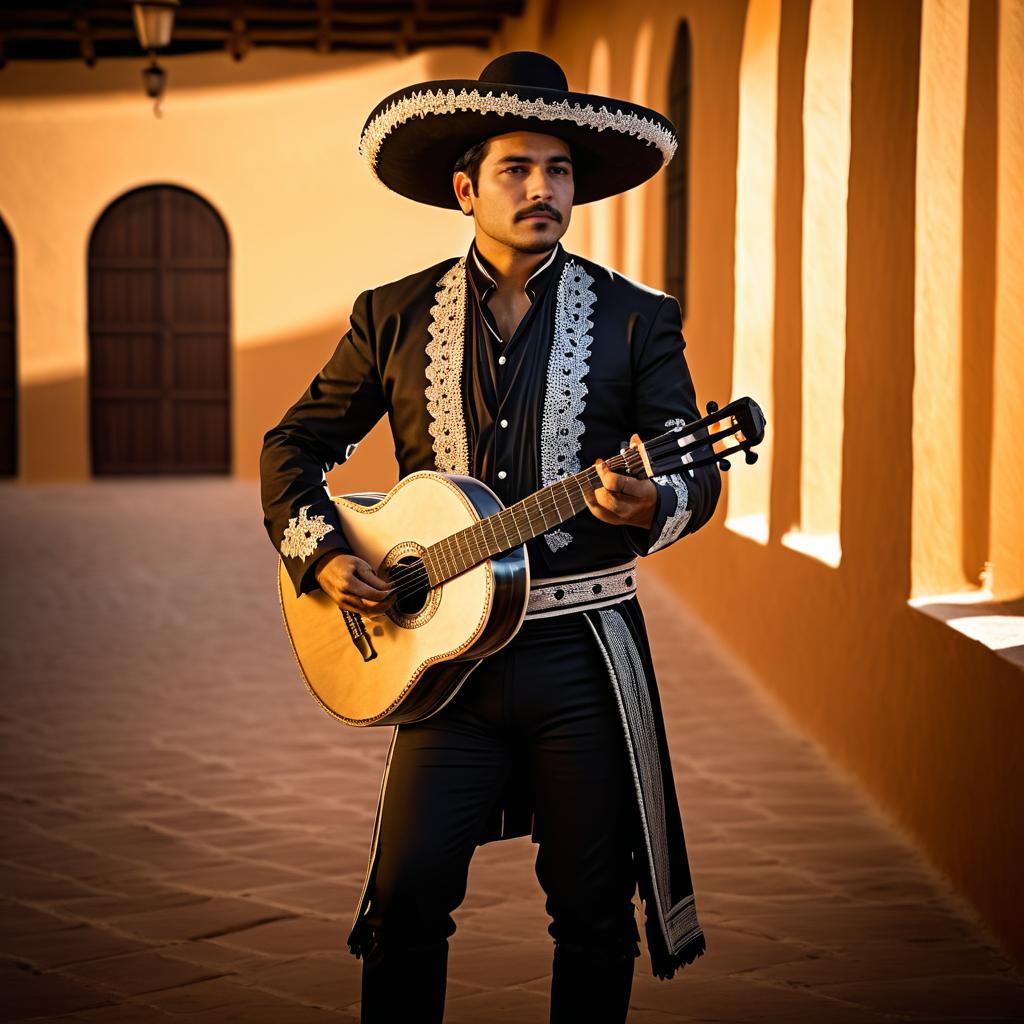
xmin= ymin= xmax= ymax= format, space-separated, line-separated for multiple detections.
xmin=88 ymin=186 xmax=230 ymax=474
xmin=0 ymin=216 xmax=15 ymax=477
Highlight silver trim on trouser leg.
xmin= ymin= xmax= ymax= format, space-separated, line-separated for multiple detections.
xmin=584 ymin=608 xmax=702 ymax=956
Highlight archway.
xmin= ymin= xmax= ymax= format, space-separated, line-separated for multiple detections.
xmin=88 ymin=185 xmax=231 ymax=474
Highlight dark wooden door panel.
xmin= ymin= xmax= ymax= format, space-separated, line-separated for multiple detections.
xmin=90 ymin=333 xmax=162 ymax=391
xmin=88 ymin=269 xmax=160 ymax=324
xmin=90 ymin=190 xmax=160 ymax=260
xmin=171 ymin=270 xmax=228 ymax=324
xmin=173 ymin=333 xmax=229 ymax=392
xmin=169 ymin=189 xmax=228 ymax=260
xmin=172 ymin=401 xmax=230 ymax=472
xmin=89 ymin=186 xmax=230 ymax=475
xmin=92 ymin=400 xmax=161 ymax=474
xmin=0 ymin=216 xmax=15 ymax=477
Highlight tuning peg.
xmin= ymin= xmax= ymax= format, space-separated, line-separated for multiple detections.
xmin=706 ymin=400 xmax=719 ymax=414
xmin=718 ymin=458 xmax=731 ymax=471
xmin=745 ymin=450 xmax=759 ymax=465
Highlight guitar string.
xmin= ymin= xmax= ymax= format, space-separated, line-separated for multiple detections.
xmin=375 ymin=447 xmax=648 ymax=603
xmin=376 ymin=429 xmax=733 ymax=603
xmin=377 ymin=428 xmax=727 ymax=603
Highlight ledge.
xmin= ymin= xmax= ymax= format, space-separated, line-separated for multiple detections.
xmin=909 ymin=589 xmax=1024 ymax=669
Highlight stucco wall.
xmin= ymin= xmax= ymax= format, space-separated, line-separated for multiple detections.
xmin=0 ymin=47 xmax=508 ymax=486
xmin=503 ymin=0 xmax=1024 ymax=963
xmin=1 ymin=0 xmax=1021 ymax=965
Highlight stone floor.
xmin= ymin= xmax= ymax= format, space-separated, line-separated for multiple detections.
xmin=1 ymin=480 xmax=1022 ymax=1023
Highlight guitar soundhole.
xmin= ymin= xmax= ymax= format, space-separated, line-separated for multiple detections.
xmin=391 ymin=555 xmax=429 ymax=616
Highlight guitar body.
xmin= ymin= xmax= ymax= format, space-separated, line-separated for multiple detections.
xmin=277 ymin=471 xmax=530 ymax=727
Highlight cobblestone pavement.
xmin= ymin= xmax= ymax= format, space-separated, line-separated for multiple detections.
xmin=1 ymin=481 xmax=1022 ymax=1023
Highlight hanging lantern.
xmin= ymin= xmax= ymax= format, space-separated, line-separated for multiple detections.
xmin=132 ymin=0 xmax=179 ymax=117
xmin=132 ymin=0 xmax=180 ymax=51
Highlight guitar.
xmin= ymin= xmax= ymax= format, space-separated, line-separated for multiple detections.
xmin=278 ymin=397 xmax=765 ymax=727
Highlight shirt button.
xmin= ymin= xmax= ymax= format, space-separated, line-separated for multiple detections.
xmin=500 ymin=419 xmax=508 ymax=428
xmin=498 ymin=356 xmax=506 ymax=365
xmin=497 ymin=470 xmax=507 ymax=480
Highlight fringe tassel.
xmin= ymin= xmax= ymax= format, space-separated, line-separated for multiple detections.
xmin=649 ymin=929 xmax=707 ymax=981
xmin=347 ymin=914 xmax=378 ymax=963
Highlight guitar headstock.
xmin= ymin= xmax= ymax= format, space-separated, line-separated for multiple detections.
xmin=639 ymin=397 xmax=766 ymax=477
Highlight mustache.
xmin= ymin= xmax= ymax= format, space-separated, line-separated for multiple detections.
xmin=517 ymin=204 xmax=562 ymax=222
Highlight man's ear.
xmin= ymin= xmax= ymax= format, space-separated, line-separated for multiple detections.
xmin=453 ymin=172 xmax=473 ymax=216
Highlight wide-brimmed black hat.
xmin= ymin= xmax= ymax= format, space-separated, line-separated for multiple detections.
xmin=358 ymin=50 xmax=678 ymax=209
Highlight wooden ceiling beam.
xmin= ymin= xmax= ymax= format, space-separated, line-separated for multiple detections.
xmin=0 ymin=3 xmax=522 ymax=27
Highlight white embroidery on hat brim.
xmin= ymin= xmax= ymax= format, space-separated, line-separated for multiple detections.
xmin=359 ymin=88 xmax=677 ymax=181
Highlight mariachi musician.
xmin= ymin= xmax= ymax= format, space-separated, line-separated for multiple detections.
xmin=260 ymin=50 xmax=721 ymax=1024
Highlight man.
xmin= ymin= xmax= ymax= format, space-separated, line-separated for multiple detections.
xmin=261 ymin=50 xmax=721 ymax=1024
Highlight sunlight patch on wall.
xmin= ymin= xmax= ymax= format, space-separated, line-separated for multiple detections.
xmin=911 ymin=0 xmax=970 ymax=597
xmin=785 ymin=0 xmax=852 ymax=568
xmin=725 ymin=0 xmax=780 ymax=545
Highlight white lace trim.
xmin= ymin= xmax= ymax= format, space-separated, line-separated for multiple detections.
xmin=280 ymin=505 xmax=335 ymax=562
xmin=425 ymin=259 xmax=470 ymax=474
xmin=540 ymin=259 xmax=597 ymax=552
xmin=358 ymin=87 xmax=677 ymax=179
xmin=649 ymin=473 xmax=692 ymax=553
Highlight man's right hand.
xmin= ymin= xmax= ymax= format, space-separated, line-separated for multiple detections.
xmin=314 ymin=552 xmax=395 ymax=617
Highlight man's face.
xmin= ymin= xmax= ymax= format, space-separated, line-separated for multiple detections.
xmin=454 ymin=131 xmax=574 ymax=255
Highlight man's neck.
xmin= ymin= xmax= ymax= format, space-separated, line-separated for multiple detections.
xmin=473 ymin=234 xmax=557 ymax=294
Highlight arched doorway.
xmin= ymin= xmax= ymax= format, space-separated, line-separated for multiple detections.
xmin=666 ymin=20 xmax=692 ymax=320
xmin=88 ymin=185 xmax=230 ymax=475
xmin=0 ymin=215 xmax=15 ymax=477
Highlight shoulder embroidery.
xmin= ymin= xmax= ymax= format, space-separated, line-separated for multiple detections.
xmin=281 ymin=505 xmax=335 ymax=561
xmin=425 ymin=259 xmax=470 ymax=474
xmin=540 ymin=259 xmax=597 ymax=552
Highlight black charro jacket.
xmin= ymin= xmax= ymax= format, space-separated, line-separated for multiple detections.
xmin=260 ymin=240 xmax=721 ymax=595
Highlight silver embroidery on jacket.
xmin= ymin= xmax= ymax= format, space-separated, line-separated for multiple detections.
xmin=425 ymin=259 xmax=470 ymax=475
xmin=649 ymin=474 xmax=692 ymax=553
xmin=280 ymin=505 xmax=335 ymax=561
xmin=540 ymin=260 xmax=597 ymax=552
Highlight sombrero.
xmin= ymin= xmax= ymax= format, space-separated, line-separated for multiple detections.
xmin=358 ymin=50 xmax=678 ymax=209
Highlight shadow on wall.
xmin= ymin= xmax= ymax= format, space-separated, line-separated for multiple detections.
xmin=235 ymin=314 xmax=400 ymax=493
xmin=18 ymin=311 xmax=400 ymax=491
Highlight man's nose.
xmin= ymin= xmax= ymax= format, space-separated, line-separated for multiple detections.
xmin=527 ymin=170 xmax=555 ymax=201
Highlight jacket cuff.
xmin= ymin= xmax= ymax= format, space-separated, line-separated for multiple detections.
xmin=623 ymin=473 xmax=694 ymax=557
xmin=278 ymin=501 xmax=353 ymax=597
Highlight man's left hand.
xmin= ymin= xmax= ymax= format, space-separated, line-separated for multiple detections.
xmin=585 ymin=433 xmax=658 ymax=530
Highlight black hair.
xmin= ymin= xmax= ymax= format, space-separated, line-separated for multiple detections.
xmin=452 ymin=138 xmax=491 ymax=196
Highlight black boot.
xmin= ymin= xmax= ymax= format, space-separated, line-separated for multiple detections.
xmin=550 ymin=942 xmax=637 ymax=1024
xmin=360 ymin=935 xmax=449 ymax=1024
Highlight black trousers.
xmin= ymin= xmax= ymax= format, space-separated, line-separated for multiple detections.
xmin=359 ymin=611 xmax=641 ymax=1023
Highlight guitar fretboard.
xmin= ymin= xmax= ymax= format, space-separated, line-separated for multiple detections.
xmin=422 ymin=447 xmax=646 ymax=586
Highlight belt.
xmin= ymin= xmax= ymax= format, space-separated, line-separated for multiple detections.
xmin=524 ymin=561 xmax=638 ymax=619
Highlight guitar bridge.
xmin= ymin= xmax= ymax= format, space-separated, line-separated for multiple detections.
xmin=341 ymin=610 xmax=377 ymax=662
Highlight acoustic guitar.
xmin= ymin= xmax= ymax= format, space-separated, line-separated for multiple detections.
xmin=278 ymin=397 xmax=765 ymax=727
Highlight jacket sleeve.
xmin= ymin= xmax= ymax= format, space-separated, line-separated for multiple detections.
xmin=260 ymin=288 xmax=387 ymax=598
xmin=623 ymin=294 xmax=722 ymax=558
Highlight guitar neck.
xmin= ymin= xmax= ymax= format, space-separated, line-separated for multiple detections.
xmin=422 ymin=447 xmax=647 ymax=586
